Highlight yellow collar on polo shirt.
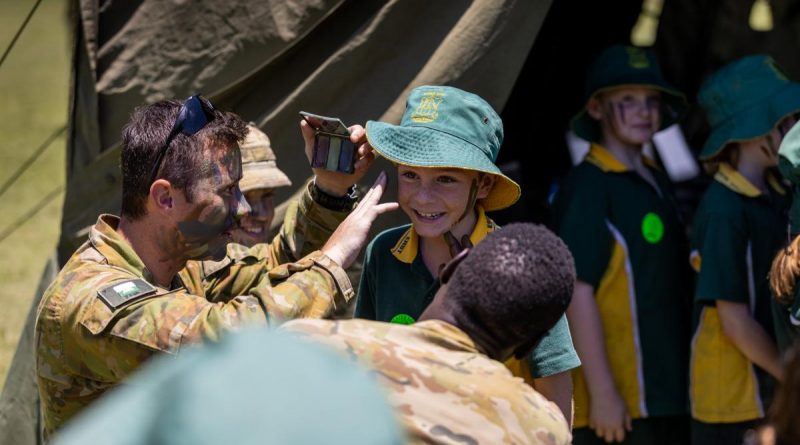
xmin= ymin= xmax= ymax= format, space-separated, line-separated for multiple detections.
xmin=715 ymin=162 xmax=786 ymax=197
xmin=585 ymin=143 xmax=659 ymax=173
xmin=390 ymin=206 xmax=497 ymax=264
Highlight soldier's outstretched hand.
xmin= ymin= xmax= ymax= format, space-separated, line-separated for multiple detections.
xmin=321 ymin=171 xmax=398 ymax=269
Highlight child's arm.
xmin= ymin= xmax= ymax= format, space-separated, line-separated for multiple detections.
xmin=568 ymin=280 xmax=632 ymax=443
xmin=533 ymin=371 xmax=573 ymax=428
xmin=717 ymin=300 xmax=784 ymax=381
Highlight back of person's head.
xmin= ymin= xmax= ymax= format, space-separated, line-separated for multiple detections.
xmin=445 ymin=223 xmax=575 ymax=353
xmin=52 ymin=329 xmax=405 ymax=445
xmin=120 ymin=98 xmax=248 ymax=219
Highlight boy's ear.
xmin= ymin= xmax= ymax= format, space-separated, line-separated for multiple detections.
xmin=586 ymin=95 xmax=604 ymax=121
xmin=476 ymin=174 xmax=495 ymax=199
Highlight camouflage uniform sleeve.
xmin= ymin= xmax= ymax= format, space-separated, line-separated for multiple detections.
xmin=266 ymin=182 xmax=352 ymax=265
xmin=186 ymin=184 xmax=352 ymax=302
xmin=68 ymin=253 xmax=350 ymax=371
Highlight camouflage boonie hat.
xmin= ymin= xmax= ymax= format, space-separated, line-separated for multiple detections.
xmin=238 ymin=123 xmax=292 ymax=192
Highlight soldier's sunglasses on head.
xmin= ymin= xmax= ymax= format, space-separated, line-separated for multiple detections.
xmin=148 ymin=94 xmax=216 ymax=185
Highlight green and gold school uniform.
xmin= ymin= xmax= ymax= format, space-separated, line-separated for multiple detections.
xmin=690 ymin=164 xmax=788 ymax=425
xmin=354 ymin=206 xmax=581 ymax=380
xmin=552 ymin=144 xmax=692 ymax=430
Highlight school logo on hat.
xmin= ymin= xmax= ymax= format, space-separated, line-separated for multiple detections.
xmin=411 ymin=91 xmax=446 ymax=123
xmin=627 ymin=47 xmax=650 ymax=69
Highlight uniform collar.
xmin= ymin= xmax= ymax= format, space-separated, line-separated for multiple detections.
xmin=413 ymin=320 xmax=481 ymax=354
xmin=390 ymin=206 xmax=497 ymax=264
xmin=88 ymin=214 xmax=157 ymax=284
xmin=585 ymin=143 xmax=659 ymax=173
xmin=714 ymin=162 xmax=786 ymax=198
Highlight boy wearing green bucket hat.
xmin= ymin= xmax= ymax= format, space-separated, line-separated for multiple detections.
xmin=690 ymin=55 xmax=798 ymax=444
xmin=552 ymin=45 xmax=692 ymax=444
xmin=355 ymin=85 xmax=581 ymax=423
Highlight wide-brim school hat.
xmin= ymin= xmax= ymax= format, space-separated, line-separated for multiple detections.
xmin=778 ymin=120 xmax=800 ymax=234
xmin=238 ymin=123 xmax=292 ymax=192
xmin=698 ymin=55 xmax=800 ymax=160
xmin=570 ymin=45 xmax=687 ymax=143
xmin=365 ymin=85 xmax=521 ymax=211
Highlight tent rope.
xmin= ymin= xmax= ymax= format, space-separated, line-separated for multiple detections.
xmin=0 ymin=184 xmax=64 ymax=244
xmin=0 ymin=125 xmax=66 ymax=201
xmin=0 ymin=0 xmax=44 ymax=70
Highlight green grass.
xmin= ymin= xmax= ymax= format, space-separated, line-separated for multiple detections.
xmin=0 ymin=0 xmax=70 ymax=385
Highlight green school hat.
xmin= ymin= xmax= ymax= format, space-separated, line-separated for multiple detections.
xmin=570 ymin=45 xmax=687 ymax=143
xmin=698 ymin=55 xmax=800 ymax=160
xmin=366 ymin=85 xmax=521 ymax=211
xmin=778 ymin=120 xmax=800 ymax=234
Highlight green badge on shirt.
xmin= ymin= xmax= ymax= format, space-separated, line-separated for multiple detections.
xmin=390 ymin=314 xmax=416 ymax=325
xmin=641 ymin=212 xmax=664 ymax=244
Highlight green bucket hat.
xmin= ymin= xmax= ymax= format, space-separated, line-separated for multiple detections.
xmin=778 ymin=120 xmax=800 ymax=234
xmin=570 ymin=45 xmax=687 ymax=143
xmin=698 ymin=55 xmax=800 ymax=160
xmin=365 ymin=85 xmax=521 ymax=211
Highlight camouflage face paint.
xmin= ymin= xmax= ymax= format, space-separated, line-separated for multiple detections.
xmin=455 ymin=178 xmax=479 ymax=224
xmin=616 ymin=102 xmax=627 ymax=125
xmin=174 ymin=147 xmax=245 ymax=261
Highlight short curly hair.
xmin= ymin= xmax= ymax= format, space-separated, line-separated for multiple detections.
xmin=120 ymin=99 xmax=248 ymax=219
xmin=446 ymin=223 xmax=576 ymax=345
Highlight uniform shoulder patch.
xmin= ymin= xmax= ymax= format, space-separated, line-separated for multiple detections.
xmin=97 ymin=279 xmax=157 ymax=310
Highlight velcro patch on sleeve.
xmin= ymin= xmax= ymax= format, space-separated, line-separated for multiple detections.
xmin=97 ymin=279 xmax=157 ymax=310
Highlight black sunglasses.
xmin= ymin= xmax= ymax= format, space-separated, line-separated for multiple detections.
xmin=148 ymin=94 xmax=216 ymax=185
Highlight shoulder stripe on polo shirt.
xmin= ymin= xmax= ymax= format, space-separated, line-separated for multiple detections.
xmin=572 ymin=220 xmax=648 ymax=428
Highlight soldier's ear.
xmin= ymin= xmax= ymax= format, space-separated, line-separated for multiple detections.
xmin=150 ymin=179 xmax=173 ymax=210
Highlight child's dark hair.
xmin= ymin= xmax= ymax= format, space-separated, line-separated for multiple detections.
xmin=702 ymin=143 xmax=741 ymax=175
xmin=446 ymin=223 xmax=576 ymax=345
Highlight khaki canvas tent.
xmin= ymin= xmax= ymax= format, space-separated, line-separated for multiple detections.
xmin=0 ymin=1 xmax=553 ymax=442
xmin=8 ymin=0 xmax=800 ymax=442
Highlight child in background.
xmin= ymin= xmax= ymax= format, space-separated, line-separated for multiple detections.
xmin=770 ymin=107 xmax=800 ymax=353
xmin=355 ymin=85 xmax=581 ymax=424
xmin=552 ymin=45 xmax=692 ymax=444
xmin=691 ymin=55 xmax=798 ymax=444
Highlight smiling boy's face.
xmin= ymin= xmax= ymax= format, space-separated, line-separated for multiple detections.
xmin=588 ymin=86 xmax=662 ymax=146
xmin=397 ymin=165 xmax=493 ymax=239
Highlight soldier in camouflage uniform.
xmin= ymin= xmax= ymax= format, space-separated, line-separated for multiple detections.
xmin=228 ymin=122 xmax=292 ymax=246
xmin=284 ymin=223 xmax=576 ymax=445
xmin=35 ymin=96 xmax=397 ymax=438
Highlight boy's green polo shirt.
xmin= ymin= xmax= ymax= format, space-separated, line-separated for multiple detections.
xmin=552 ymin=144 xmax=692 ymax=428
xmin=354 ymin=207 xmax=581 ymax=379
xmin=690 ymin=164 xmax=789 ymax=423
